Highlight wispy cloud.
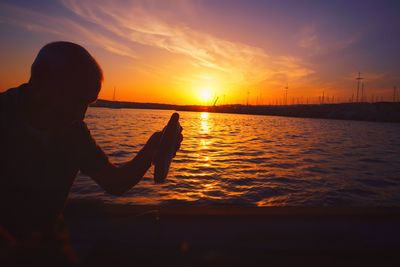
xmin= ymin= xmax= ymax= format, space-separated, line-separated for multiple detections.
xmin=0 ymin=0 xmax=313 ymax=86
xmin=0 ymin=2 xmax=138 ymax=59
xmin=296 ymin=23 xmax=358 ymax=56
xmin=297 ymin=24 xmax=321 ymax=54
xmin=62 ymin=0 xmax=313 ymax=84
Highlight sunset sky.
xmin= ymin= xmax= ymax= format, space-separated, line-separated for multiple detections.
xmin=1 ymin=0 xmax=399 ymax=105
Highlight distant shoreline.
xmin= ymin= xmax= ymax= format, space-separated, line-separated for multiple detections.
xmin=91 ymin=99 xmax=400 ymax=123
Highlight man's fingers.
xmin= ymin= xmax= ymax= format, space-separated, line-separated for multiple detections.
xmin=151 ymin=131 xmax=162 ymax=143
xmin=172 ymin=133 xmax=183 ymax=158
xmin=175 ymin=133 xmax=183 ymax=149
xmin=177 ymin=133 xmax=183 ymax=146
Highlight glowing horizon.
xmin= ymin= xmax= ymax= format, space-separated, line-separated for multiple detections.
xmin=0 ymin=0 xmax=399 ymax=105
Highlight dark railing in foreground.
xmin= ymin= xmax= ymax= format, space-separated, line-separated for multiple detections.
xmin=65 ymin=199 xmax=400 ymax=266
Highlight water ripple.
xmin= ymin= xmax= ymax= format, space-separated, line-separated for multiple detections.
xmin=69 ymin=108 xmax=400 ymax=206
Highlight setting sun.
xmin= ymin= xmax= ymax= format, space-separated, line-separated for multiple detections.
xmin=1 ymin=2 xmax=400 ymax=265
xmin=199 ymin=87 xmax=213 ymax=103
xmin=1 ymin=1 xmax=399 ymax=105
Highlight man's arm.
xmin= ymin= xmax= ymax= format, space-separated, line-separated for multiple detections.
xmin=86 ymin=132 xmax=163 ymax=196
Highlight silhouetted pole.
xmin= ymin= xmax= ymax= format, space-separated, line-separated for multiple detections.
xmin=394 ymin=86 xmax=397 ymax=102
xmin=285 ymin=83 xmax=288 ymax=105
xmin=213 ymin=96 xmax=219 ymax=107
xmin=361 ymin=82 xmax=364 ymax=102
xmin=356 ymin=72 xmax=363 ymax=102
xmin=113 ymin=86 xmax=116 ymax=101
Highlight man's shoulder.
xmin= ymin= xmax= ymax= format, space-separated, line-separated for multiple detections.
xmin=0 ymin=84 xmax=27 ymax=106
xmin=1 ymin=83 xmax=26 ymax=95
xmin=0 ymin=84 xmax=31 ymax=130
xmin=0 ymin=87 xmax=15 ymax=101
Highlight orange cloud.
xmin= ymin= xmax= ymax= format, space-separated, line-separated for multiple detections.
xmin=63 ymin=0 xmax=314 ymax=86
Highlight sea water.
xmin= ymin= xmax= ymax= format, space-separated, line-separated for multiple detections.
xmin=70 ymin=107 xmax=400 ymax=206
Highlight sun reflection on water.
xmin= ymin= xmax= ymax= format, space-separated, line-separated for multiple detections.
xmin=71 ymin=108 xmax=400 ymax=207
xmin=199 ymin=112 xmax=210 ymax=134
xmin=198 ymin=112 xmax=212 ymax=167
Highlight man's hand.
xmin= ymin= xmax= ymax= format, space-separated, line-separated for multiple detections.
xmin=143 ymin=131 xmax=162 ymax=159
xmin=173 ymin=123 xmax=183 ymax=157
xmin=155 ymin=121 xmax=184 ymax=160
xmin=87 ymin=120 xmax=183 ymax=196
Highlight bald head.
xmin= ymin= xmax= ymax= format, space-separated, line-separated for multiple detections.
xmin=26 ymin=42 xmax=103 ymax=129
xmin=30 ymin=41 xmax=102 ymax=100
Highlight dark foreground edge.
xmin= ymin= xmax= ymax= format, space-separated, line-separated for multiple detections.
xmin=64 ymin=199 xmax=400 ymax=266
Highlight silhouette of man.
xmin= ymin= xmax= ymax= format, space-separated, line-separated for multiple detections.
xmin=0 ymin=41 xmax=183 ymax=233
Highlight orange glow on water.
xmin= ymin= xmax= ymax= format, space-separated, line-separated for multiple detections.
xmin=69 ymin=108 xmax=400 ymax=206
